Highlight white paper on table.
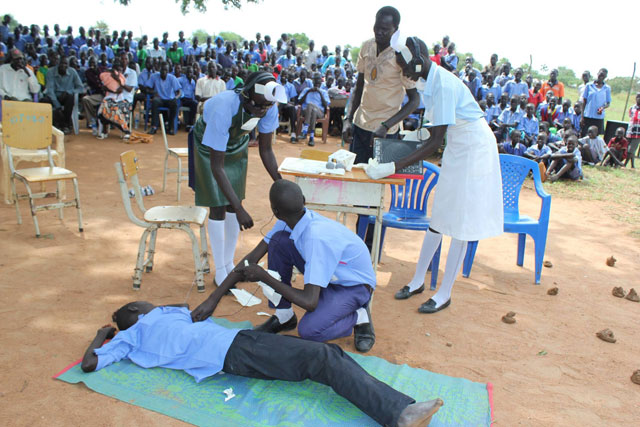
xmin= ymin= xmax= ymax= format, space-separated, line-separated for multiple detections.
xmin=230 ymin=288 xmax=262 ymax=307
xmin=257 ymin=269 xmax=282 ymax=306
xmin=279 ymin=157 xmax=346 ymax=176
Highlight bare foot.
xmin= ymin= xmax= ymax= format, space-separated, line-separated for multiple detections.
xmin=625 ymin=288 xmax=639 ymax=302
xmin=612 ymin=287 xmax=626 ymax=298
xmin=397 ymin=398 xmax=444 ymax=427
xmin=596 ymin=328 xmax=616 ymax=343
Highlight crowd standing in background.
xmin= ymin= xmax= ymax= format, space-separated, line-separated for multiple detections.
xmin=0 ymin=14 xmax=637 ymax=174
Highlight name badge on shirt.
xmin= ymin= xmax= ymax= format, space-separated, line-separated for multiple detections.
xmin=241 ymin=117 xmax=260 ymax=132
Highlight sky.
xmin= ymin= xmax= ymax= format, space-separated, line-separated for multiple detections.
xmin=4 ymin=0 xmax=638 ymax=78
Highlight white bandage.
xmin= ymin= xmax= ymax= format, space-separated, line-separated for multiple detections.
xmin=254 ymin=81 xmax=287 ymax=103
xmin=365 ymin=160 xmax=396 ymax=180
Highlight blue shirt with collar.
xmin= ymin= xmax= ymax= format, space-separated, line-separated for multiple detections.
xmin=525 ymin=144 xmax=552 ymax=157
xmin=201 ymin=90 xmax=278 ymax=152
xmin=151 ymin=73 xmax=181 ymax=100
xmin=485 ymin=105 xmax=502 ymax=123
xmin=138 ymin=69 xmax=156 ymax=88
xmin=504 ymin=80 xmax=529 ymax=98
xmin=73 ymin=36 xmax=87 ymax=49
xmin=495 ymin=74 xmax=514 ymax=87
xmin=276 ymin=55 xmax=295 ymax=68
xmin=298 ymin=87 xmax=330 ymax=109
xmin=555 ymin=108 xmax=575 ymax=124
xmin=45 ymin=67 xmax=84 ymax=108
xmin=518 ymin=115 xmax=539 ymax=138
xmin=293 ymin=78 xmax=312 ymax=94
xmin=419 ymin=63 xmax=484 ymax=125
xmin=501 ymin=141 xmax=527 ymax=156
xmin=497 ymin=108 xmax=523 ymax=125
xmin=178 ymin=75 xmax=196 ymax=99
xmin=159 ymin=40 xmax=172 ymax=51
xmin=264 ymin=209 xmax=377 ymax=288
xmin=481 ymin=83 xmax=502 ymax=102
xmin=94 ymin=45 xmax=115 ymax=61
xmin=94 ymin=306 xmax=242 ymax=383
xmin=283 ymin=81 xmax=297 ymax=102
xmin=186 ymin=45 xmax=202 ymax=57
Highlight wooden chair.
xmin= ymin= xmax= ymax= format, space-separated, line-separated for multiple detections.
xmin=115 ymin=150 xmax=209 ymax=292
xmin=297 ymin=107 xmax=330 ymax=144
xmin=159 ymin=113 xmax=189 ymax=201
xmin=2 ymin=101 xmax=83 ymax=237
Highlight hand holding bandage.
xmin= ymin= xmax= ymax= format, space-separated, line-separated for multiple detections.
xmin=364 ymin=158 xmax=396 ymax=179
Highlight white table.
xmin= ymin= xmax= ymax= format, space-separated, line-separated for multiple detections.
xmin=279 ymin=163 xmax=404 ymax=270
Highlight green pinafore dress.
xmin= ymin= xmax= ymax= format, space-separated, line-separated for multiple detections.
xmin=192 ymin=102 xmax=253 ymax=207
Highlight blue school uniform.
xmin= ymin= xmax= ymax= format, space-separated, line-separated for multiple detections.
xmin=93 ymin=45 xmax=115 ymax=61
xmin=201 ymin=90 xmax=278 ymax=152
xmin=178 ymin=75 xmax=196 ymax=99
xmin=276 ymin=55 xmax=295 ymax=68
xmin=186 ymin=46 xmax=202 ymax=57
xmin=94 ymin=306 xmax=241 ymax=383
xmin=138 ymin=69 xmax=156 ymax=89
xmin=582 ymin=82 xmax=611 ymax=119
xmin=485 ymin=105 xmax=501 ymax=123
xmin=283 ymin=81 xmax=297 ymax=101
xmin=497 ymin=108 xmax=523 ymax=126
xmin=501 ymin=142 xmax=527 ymax=156
xmin=151 ymin=73 xmax=181 ymax=100
xmin=480 ymin=83 xmax=501 ymax=102
xmin=495 ymin=74 xmax=514 ymax=87
xmin=504 ymin=80 xmax=529 ymax=98
xmin=525 ymin=144 xmax=552 ymax=157
xmin=555 ymin=108 xmax=575 ymax=125
xmin=518 ymin=115 xmax=539 ymax=139
xmin=264 ymin=209 xmax=376 ymax=289
xmin=557 ymin=146 xmax=582 ymax=179
xmin=298 ymin=87 xmax=330 ymax=110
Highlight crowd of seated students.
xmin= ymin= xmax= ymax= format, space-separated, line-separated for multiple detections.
xmin=2 ymin=17 xmax=635 ymax=170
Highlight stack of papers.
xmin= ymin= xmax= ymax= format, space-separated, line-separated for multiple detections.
xmin=279 ymin=157 xmax=346 ymax=176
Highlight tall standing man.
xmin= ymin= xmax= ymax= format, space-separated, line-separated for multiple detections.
xmin=342 ymin=6 xmax=420 ymax=246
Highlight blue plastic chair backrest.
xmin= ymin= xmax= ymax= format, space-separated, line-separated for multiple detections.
xmin=389 ymin=161 xmax=440 ymax=219
xmin=500 ymin=154 xmax=538 ymax=217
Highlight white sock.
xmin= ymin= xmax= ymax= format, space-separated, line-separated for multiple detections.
xmin=355 ymin=307 xmax=369 ymax=325
xmin=275 ymin=308 xmax=294 ymax=323
xmin=407 ymin=229 xmax=443 ymax=291
xmin=223 ymin=212 xmax=240 ymax=274
xmin=208 ymin=219 xmax=227 ymax=285
xmin=431 ymin=238 xmax=468 ymax=307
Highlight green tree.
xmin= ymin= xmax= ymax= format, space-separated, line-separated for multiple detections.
xmin=217 ymin=31 xmax=244 ymax=44
xmin=94 ymin=20 xmax=109 ymax=34
xmin=607 ymin=76 xmax=640 ymax=94
xmin=1 ymin=13 xmax=19 ymax=31
xmin=116 ymin=0 xmax=261 ymax=14
xmin=191 ymin=29 xmax=210 ymax=44
xmin=557 ymin=66 xmax=579 ymax=87
xmin=291 ymin=33 xmax=310 ymax=50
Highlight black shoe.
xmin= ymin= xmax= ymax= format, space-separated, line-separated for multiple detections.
xmin=308 ymin=139 xmax=315 ymax=147
xmin=167 ymin=129 xmax=175 ymax=135
xmin=395 ymin=284 xmax=425 ymax=300
xmin=418 ymin=298 xmax=450 ymax=314
xmin=354 ymin=305 xmax=375 ymax=352
xmin=290 ymin=136 xmax=297 ymax=143
xmin=148 ymin=127 xmax=157 ymax=135
xmin=254 ymin=314 xmax=298 ymax=334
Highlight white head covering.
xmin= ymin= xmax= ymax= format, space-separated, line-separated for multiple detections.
xmin=254 ymin=81 xmax=287 ymax=103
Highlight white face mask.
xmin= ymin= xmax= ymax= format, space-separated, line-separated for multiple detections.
xmin=415 ymin=77 xmax=426 ymax=91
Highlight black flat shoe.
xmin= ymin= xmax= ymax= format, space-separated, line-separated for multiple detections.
xmin=418 ymin=298 xmax=451 ymax=314
xmin=354 ymin=305 xmax=375 ymax=352
xmin=253 ymin=314 xmax=298 ymax=334
xmin=395 ymin=284 xmax=425 ymax=300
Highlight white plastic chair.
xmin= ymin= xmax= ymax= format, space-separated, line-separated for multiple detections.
xmin=160 ymin=113 xmax=189 ymax=201
xmin=115 ymin=150 xmax=209 ymax=292
xmin=2 ymin=101 xmax=83 ymax=237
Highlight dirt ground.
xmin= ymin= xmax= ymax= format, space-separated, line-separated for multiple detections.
xmin=1 ymin=130 xmax=639 ymax=426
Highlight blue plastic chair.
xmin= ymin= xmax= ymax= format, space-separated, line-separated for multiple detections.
xmin=144 ymin=95 xmax=179 ymax=133
xmin=357 ymin=161 xmax=441 ymax=290
xmin=462 ymin=154 xmax=551 ymax=284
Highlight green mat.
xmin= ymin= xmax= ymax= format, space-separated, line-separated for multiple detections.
xmin=55 ymin=318 xmax=494 ymax=426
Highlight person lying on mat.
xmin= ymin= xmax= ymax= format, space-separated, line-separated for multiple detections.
xmin=192 ymin=179 xmax=377 ymax=353
xmin=81 ymin=301 xmax=443 ymax=427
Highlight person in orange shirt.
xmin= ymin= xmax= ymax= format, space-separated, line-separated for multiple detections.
xmin=540 ymin=69 xmax=565 ymax=104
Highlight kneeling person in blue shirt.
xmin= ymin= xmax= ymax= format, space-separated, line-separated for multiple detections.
xmin=82 ymin=302 xmax=442 ymax=427
xmin=193 ymin=180 xmax=378 ymax=353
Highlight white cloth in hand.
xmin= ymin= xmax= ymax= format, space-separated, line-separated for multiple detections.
xmin=365 ymin=161 xmax=396 ymax=179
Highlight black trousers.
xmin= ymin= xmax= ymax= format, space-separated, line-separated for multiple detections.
xmin=180 ymin=97 xmax=198 ymax=127
xmin=223 ymin=330 xmax=414 ymax=426
xmin=41 ymin=92 xmax=74 ymax=129
xmin=279 ymin=104 xmax=297 ymax=133
xmin=151 ymin=97 xmax=177 ymax=128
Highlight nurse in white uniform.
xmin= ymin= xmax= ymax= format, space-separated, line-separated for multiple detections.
xmin=365 ymin=36 xmax=503 ymax=313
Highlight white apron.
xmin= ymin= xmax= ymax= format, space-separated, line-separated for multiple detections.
xmin=429 ymin=118 xmax=503 ymax=241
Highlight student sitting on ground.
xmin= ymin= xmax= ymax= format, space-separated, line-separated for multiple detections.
xmin=556 ymin=117 xmax=574 ymax=140
xmin=499 ymin=129 xmax=527 ymax=156
xmin=493 ymin=95 xmax=522 ymax=143
xmin=578 ymin=125 xmax=608 ymax=165
xmin=546 ymin=135 xmax=582 ymax=182
xmin=601 ymin=127 xmax=629 ymax=167
xmin=81 ymin=302 xmax=443 ymax=427
xmin=524 ymin=132 xmax=553 ymax=166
